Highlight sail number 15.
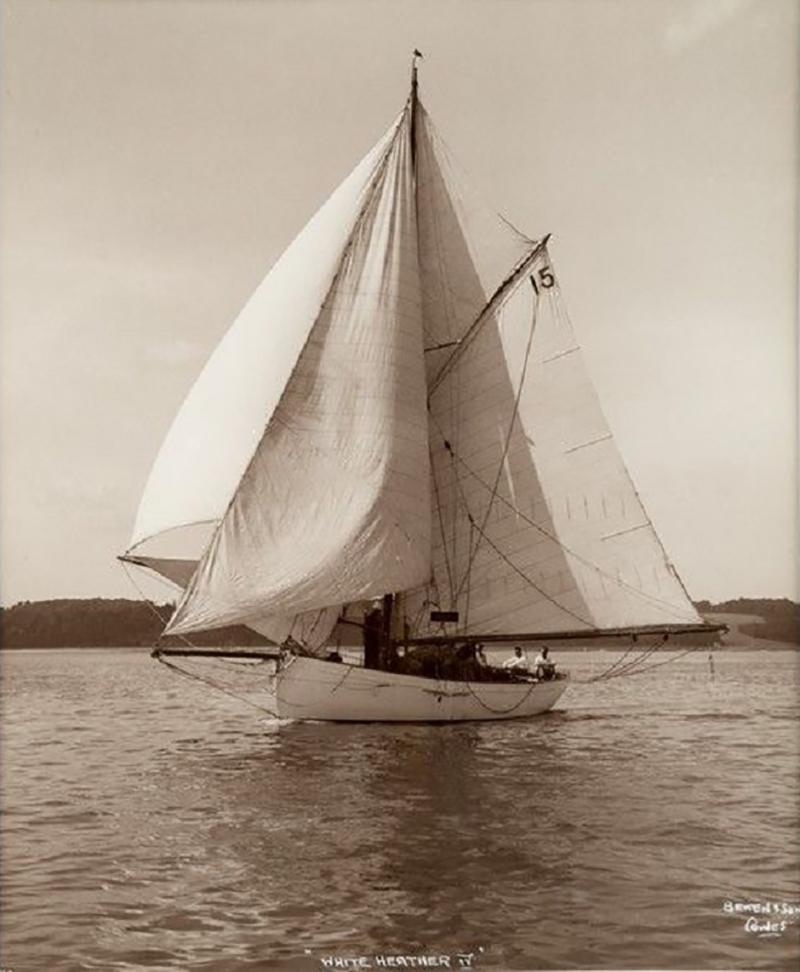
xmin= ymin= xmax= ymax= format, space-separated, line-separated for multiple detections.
xmin=530 ymin=267 xmax=555 ymax=295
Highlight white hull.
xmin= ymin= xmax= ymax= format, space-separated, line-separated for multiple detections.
xmin=275 ymin=656 xmax=568 ymax=722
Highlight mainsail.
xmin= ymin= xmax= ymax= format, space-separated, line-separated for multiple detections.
xmin=124 ymin=69 xmax=703 ymax=651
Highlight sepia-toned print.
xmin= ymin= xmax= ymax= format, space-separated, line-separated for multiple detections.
xmin=1 ymin=2 xmax=797 ymax=971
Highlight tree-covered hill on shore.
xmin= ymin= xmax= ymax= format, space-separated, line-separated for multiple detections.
xmin=695 ymin=598 xmax=799 ymax=647
xmin=0 ymin=598 xmax=269 ymax=649
xmin=0 ymin=596 xmax=797 ymax=649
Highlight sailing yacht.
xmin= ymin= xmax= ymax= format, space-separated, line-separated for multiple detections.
xmin=121 ymin=57 xmax=723 ymax=722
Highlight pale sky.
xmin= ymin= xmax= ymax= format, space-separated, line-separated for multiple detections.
xmin=1 ymin=0 xmax=797 ymax=606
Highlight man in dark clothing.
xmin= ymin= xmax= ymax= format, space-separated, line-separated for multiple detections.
xmin=363 ymin=607 xmax=384 ymax=669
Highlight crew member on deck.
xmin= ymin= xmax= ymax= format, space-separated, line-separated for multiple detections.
xmin=502 ymin=646 xmax=529 ymax=672
xmin=534 ymin=646 xmax=556 ymax=680
xmin=363 ymin=607 xmax=383 ymax=669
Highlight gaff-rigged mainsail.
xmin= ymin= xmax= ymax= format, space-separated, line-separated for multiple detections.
xmin=124 ymin=71 xmax=705 ymax=652
xmin=405 ymin=242 xmax=702 ymax=638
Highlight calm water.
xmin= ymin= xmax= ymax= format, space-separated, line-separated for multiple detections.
xmin=1 ymin=648 xmax=798 ymax=972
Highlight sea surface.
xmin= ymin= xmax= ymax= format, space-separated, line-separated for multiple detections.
xmin=1 ymin=647 xmax=798 ymax=972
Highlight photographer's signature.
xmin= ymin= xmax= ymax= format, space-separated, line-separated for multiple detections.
xmin=722 ymin=899 xmax=800 ymax=938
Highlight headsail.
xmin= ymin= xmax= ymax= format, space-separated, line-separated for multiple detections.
xmin=165 ymin=104 xmax=431 ymax=637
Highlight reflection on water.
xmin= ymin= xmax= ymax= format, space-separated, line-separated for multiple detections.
xmin=1 ymin=648 xmax=798 ymax=971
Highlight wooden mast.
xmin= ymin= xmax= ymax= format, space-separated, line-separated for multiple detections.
xmin=378 ymin=50 xmax=424 ymax=663
xmin=410 ymin=48 xmax=421 ymax=165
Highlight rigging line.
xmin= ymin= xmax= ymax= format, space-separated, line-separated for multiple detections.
xmin=119 ymin=560 xmax=202 ymax=653
xmin=583 ymin=635 xmax=664 ymax=683
xmin=592 ymin=643 xmax=705 ymax=681
xmin=464 ymin=678 xmax=541 ymax=715
xmin=421 ymin=107 xmax=534 ymax=250
xmin=602 ymin=635 xmax=670 ymax=680
xmin=426 ymin=412 xmax=593 ymax=629
xmin=418 ymin=107 xmax=465 ymax=349
xmin=123 ymin=519 xmax=218 ymax=559
xmin=421 ymin=126 xmax=467 ymax=585
xmin=605 ymin=633 xmax=700 ymax=680
xmin=586 ymin=633 xmax=668 ymax=683
xmin=154 ymin=653 xmax=281 ymax=718
xmin=463 ymin=520 xmax=475 ymax=632
xmin=329 ymin=665 xmax=354 ymax=695
xmin=411 ymin=598 xmax=429 ymax=632
xmin=467 ymin=519 xmax=593 ymax=627
xmin=437 ymin=437 xmax=700 ymax=624
xmin=201 ymin=656 xmax=272 ymax=671
xmin=451 ymin=282 xmax=539 ymax=603
xmin=118 ymin=557 xmax=188 ymax=596
xmin=594 ymin=641 xmax=661 ymax=682
xmin=427 ymin=238 xmax=549 ymax=399
xmin=582 ymin=639 xmax=640 ymax=684
xmin=429 ymin=443 xmax=456 ymax=604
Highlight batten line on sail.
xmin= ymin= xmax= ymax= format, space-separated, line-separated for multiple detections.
xmin=601 ymin=523 xmax=650 ymax=541
xmin=541 ymin=346 xmax=580 ymax=364
xmin=564 ymin=433 xmax=613 ymax=454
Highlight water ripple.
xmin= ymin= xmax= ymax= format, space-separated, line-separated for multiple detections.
xmin=1 ymin=648 xmax=798 ymax=970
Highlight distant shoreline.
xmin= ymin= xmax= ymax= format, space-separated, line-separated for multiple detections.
xmin=0 ymin=597 xmax=796 ymax=650
xmin=1 ymin=643 xmax=794 ymax=653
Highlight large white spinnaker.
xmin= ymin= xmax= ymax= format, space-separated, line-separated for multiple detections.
xmin=127 ymin=116 xmax=403 ymax=553
xmin=165 ymin=107 xmax=431 ymax=637
xmin=125 ymin=114 xmax=406 ymax=650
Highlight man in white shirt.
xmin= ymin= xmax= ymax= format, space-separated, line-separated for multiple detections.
xmin=502 ymin=646 xmax=529 ymax=672
xmin=534 ymin=645 xmax=556 ymax=680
